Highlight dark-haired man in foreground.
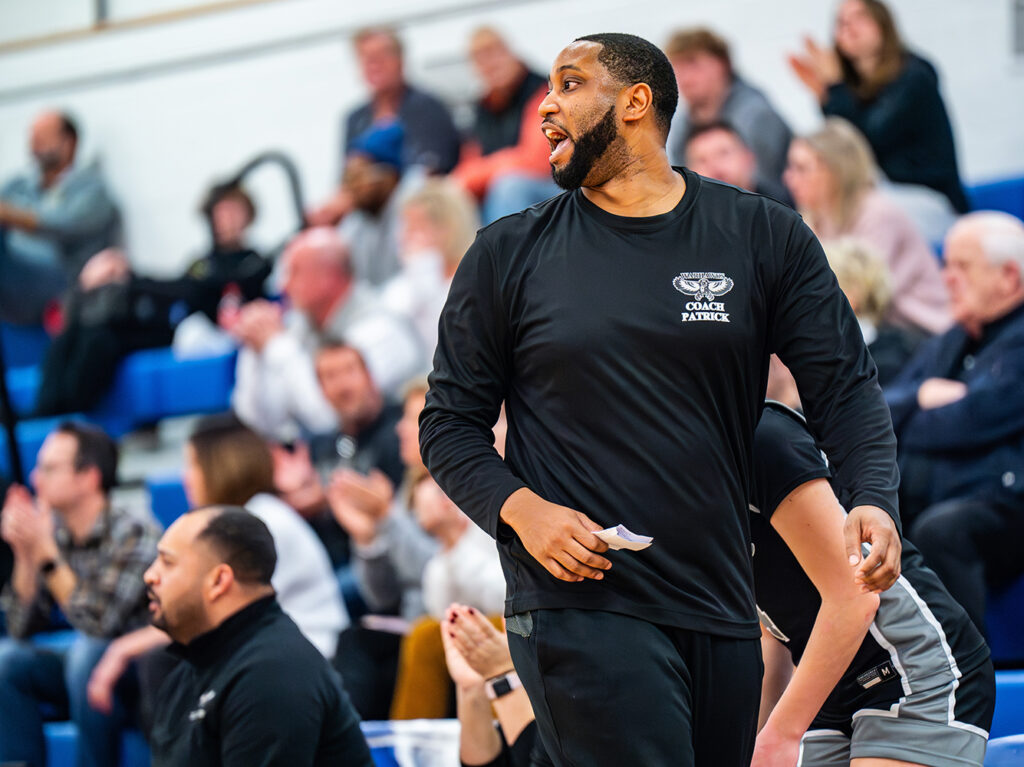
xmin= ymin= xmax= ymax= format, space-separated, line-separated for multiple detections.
xmin=145 ymin=507 xmax=373 ymax=767
xmin=420 ymin=33 xmax=902 ymax=765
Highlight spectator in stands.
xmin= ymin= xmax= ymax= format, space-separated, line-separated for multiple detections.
xmin=187 ymin=414 xmax=349 ymax=655
xmin=441 ymin=603 xmax=544 ymax=767
xmin=145 ymin=507 xmax=373 ymax=766
xmin=172 ymin=183 xmax=272 ymax=356
xmin=0 ymin=422 xmax=159 ymax=767
xmin=683 ymin=121 xmax=790 ymax=203
xmin=452 ymin=27 xmax=559 ymax=223
xmin=33 ymin=183 xmax=269 ymax=416
xmin=273 ymin=339 xmax=409 ymax=575
xmin=664 ymin=28 xmax=792 ymax=186
xmin=328 ymin=378 xmax=437 ymax=720
xmin=307 ymin=26 xmax=461 ymax=226
xmin=0 ymin=111 xmax=120 ymax=326
xmin=389 ymin=472 xmax=505 ymax=720
xmin=788 ymin=0 xmax=968 ymax=240
xmin=381 ymin=178 xmax=480 ymax=352
xmin=784 ymin=118 xmax=951 ymax=336
xmin=886 ymin=211 xmax=1024 ymax=634
xmin=231 ymin=227 xmax=420 ymax=443
xmin=824 ymin=238 xmax=922 ymax=386
xmin=338 ymin=121 xmax=422 ymax=286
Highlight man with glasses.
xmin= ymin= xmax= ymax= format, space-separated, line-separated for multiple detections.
xmin=0 ymin=421 xmax=160 ymax=767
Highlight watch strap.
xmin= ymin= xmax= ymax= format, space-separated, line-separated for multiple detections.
xmin=484 ymin=670 xmax=522 ymax=700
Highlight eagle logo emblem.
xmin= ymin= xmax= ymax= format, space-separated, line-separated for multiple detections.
xmin=673 ymin=272 xmax=734 ymax=302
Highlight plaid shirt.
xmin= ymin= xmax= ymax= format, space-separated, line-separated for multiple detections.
xmin=1 ymin=506 xmax=160 ymax=639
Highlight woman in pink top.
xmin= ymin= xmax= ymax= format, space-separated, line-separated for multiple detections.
xmin=784 ymin=117 xmax=951 ymax=335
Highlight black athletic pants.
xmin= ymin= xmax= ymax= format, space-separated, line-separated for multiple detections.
xmin=506 ymin=608 xmax=762 ymax=767
xmin=910 ymin=496 xmax=1024 ymax=636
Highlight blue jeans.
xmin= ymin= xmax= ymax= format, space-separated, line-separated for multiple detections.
xmin=481 ymin=173 xmax=562 ymax=224
xmin=0 ymin=634 xmax=130 ymax=767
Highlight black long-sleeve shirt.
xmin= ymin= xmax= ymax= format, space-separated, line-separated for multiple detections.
xmin=823 ymin=52 xmax=968 ymax=213
xmin=150 ymin=597 xmax=373 ymax=767
xmin=420 ymin=170 xmax=899 ymax=638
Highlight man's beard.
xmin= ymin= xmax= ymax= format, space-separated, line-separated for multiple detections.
xmin=551 ymin=105 xmax=621 ymax=190
xmin=33 ymin=151 xmax=64 ymax=173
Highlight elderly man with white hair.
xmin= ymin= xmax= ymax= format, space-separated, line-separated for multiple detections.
xmin=885 ymin=210 xmax=1024 ymax=634
xmin=230 ymin=226 xmax=422 ymax=443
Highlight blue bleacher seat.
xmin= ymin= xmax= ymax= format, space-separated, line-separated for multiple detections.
xmin=5 ymin=364 xmax=41 ymax=416
xmin=0 ymin=322 xmax=51 ymax=368
xmin=30 ymin=630 xmax=78 ymax=654
xmin=1 ymin=348 xmax=236 ymax=478
xmin=985 ymin=734 xmax=1024 ymax=766
xmin=968 ymin=176 xmax=1024 ymax=221
xmin=40 ymin=719 xmax=456 ymax=767
xmin=43 ymin=722 xmax=149 ymax=767
xmin=146 ymin=473 xmax=189 ymax=530
xmin=987 ymin=574 xmax=1024 ymax=666
xmin=0 ymin=414 xmax=78 ymax=480
xmin=992 ymin=671 xmax=1024 ymax=739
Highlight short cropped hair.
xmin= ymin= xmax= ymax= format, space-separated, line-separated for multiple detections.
xmin=684 ymin=120 xmax=748 ymax=150
xmin=575 ymin=33 xmax=679 ymax=139
xmin=663 ymin=27 xmax=733 ymax=76
xmin=353 ymin=26 xmax=403 ymax=58
xmin=201 ymin=183 xmax=256 ymax=225
xmin=195 ymin=507 xmax=276 ymax=585
xmin=57 ymin=113 xmax=78 ymax=144
xmin=55 ymin=421 xmax=118 ymax=493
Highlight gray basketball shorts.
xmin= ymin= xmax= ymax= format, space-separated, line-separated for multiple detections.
xmin=797 ymin=659 xmax=995 ymax=767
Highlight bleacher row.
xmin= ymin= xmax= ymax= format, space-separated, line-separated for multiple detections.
xmin=38 ymin=714 xmax=460 ymax=767
xmin=2 ymin=174 xmax=1024 ymax=765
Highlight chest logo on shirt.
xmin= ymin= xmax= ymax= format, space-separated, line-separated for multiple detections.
xmin=673 ymin=272 xmax=734 ymax=323
xmin=188 ymin=689 xmax=217 ymax=722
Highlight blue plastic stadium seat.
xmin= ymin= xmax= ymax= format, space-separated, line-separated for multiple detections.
xmin=43 ymin=722 xmax=149 ymax=767
xmin=146 ymin=473 xmax=189 ymax=530
xmin=5 ymin=364 xmax=41 ymax=416
xmin=0 ymin=414 xmax=78 ymax=480
xmin=992 ymin=671 xmax=1024 ymax=739
xmin=987 ymin=574 xmax=1024 ymax=666
xmin=985 ymin=733 xmax=1024 ymax=766
xmin=0 ymin=322 xmax=51 ymax=368
xmin=29 ymin=630 xmax=78 ymax=654
xmin=967 ymin=176 xmax=1024 ymax=221
xmin=91 ymin=347 xmax=236 ymax=428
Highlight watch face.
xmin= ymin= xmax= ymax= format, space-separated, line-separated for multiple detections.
xmin=491 ymin=677 xmax=513 ymax=698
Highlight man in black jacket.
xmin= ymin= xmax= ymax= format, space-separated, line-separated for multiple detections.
xmin=145 ymin=506 xmax=372 ymax=767
xmin=420 ymin=32 xmax=902 ymax=767
xmin=886 ymin=211 xmax=1024 ymax=633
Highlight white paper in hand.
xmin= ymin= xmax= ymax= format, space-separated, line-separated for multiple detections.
xmin=594 ymin=524 xmax=654 ymax=552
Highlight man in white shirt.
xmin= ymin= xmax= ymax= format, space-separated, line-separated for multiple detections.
xmin=230 ymin=227 xmax=422 ymax=443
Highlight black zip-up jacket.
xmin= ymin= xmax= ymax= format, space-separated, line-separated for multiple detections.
xmin=420 ymin=170 xmax=900 ymax=638
xmin=150 ymin=597 xmax=372 ymax=767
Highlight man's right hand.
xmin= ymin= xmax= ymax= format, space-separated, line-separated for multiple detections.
xmin=499 ymin=488 xmax=611 ymax=583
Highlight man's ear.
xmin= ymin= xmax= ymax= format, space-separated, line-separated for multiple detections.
xmin=1001 ymin=260 xmax=1023 ymax=294
xmin=205 ymin=563 xmax=235 ymax=602
xmin=621 ymin=82 xmax=654 ymax=126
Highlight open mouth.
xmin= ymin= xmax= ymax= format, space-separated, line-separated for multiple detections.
xmin=543 ymin=125 xmax=571 ymax=163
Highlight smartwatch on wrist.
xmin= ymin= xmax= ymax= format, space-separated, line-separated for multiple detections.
xmin=484 ymin=670 xmax=522 ymax=700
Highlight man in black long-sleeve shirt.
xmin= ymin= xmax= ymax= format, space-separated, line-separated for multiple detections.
xmin=420 ymin=33 xmax=902 ymax=767
xmin=146 ymin=507 xmax=372 ymax=767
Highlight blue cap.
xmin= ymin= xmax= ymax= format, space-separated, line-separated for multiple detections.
xmin=349 ymin=121 xmax=404 ymax=172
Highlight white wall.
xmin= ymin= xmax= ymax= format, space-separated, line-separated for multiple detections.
xmin=0 ymin=0 xmax=1021 ymax=276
